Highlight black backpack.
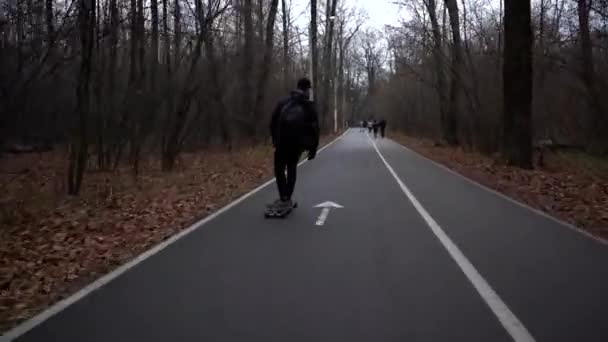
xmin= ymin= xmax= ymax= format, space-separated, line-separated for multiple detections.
xmin=279 ymin=99 xmax=307 ymax=138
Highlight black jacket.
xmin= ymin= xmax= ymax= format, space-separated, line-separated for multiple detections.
xmin=270 ymin=90 xmax=320 ymax=153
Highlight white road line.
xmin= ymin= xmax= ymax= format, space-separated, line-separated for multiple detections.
xmin=315 ymin=208 xmax=330 ymax=226
xmin=0 ymin=130 xmax=351 ymax=342
xmin=393 ymin=141 xmax=608 ymax=246
xmin=313 ymin=201 xmax=343 ymax=226
xmin=369 ymin=136 xmax=536 ymax=342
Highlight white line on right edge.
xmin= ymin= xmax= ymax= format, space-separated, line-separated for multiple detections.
xmin=393 ymin=142 xmax=608 ymax=246
xmin=369 ymin=136 xmax=536 ymax=342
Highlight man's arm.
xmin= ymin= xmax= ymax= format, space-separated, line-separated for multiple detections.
xmin=270 ymin=101 xmax=283 ymax=146
xmin=307 ymin=101 xmax=320 ymax=158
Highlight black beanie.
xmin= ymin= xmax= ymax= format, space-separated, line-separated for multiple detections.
xmin=297 ymin=78 xmax=312 ymax=91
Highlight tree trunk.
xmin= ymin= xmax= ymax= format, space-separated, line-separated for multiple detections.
xmin=252 ymin=0 xmax=280 ymax=137
xmin=131 ymin=0 xmax=146 ymax=175
xmin=68 ymin=0 xmax=95 ymax=195
xmin=320 ymin=0 xmax=338 ymax=131
xmin=151 ymin=0 xmax=159 ymax=91
xmin=105 ymin=0 xmax=118 ymax=167
xmin=310 ymin=0 xmax=318 ymax=100
xmin=94 ymin=0 xmax=105 ymax=170
xmin=16 ymin=2 xmax=24 ymax=72
xmin=29 ymin=0 xmax=43 ymax=58
xmin=496 ymin=0 xmax=503 ymax=73
xmin=578 ymin=0 xmax=607 ymax=154
xmin=502 ymin=0 xmax=533 ymax=168
xmin=538 ymin=0 xmax=546 ymax=82
xmin=443 ymin=0 xmax=462 ymax=146
xmin=242 ymin=0 xmax=255 ymax=136
xmin=204 ymin=24 xmax=231 ymax=147
xmin=46 ymin=0 xmax=54 ymax=47
xmin=163 ymin=0 xmax=170 ymax=67
xmin=147 ymin=0 xmax=160 ymax=169
xmin=257 ymin=0 xmax=265 ymax=39
xmin=337 ymin=21 xmax=345 ymax=130
xmin=160 ymin=0 xmax=172 ymax=162
xmin=281 ymin=0 xmax=289 ymax=90
xmin=162 ymin=0 xmax=207 ymax=170
xmin=174 ymin=0 xmax=181 ymax=69
xmin=129 ymin=0 xmax=138 ymax=84
xmin=424 ymin=0 xmax=448 ymax=144
xmin=460 ymin=0 xmax=483 ymax=150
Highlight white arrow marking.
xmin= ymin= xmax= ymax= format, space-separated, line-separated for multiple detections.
xmin=314 ymin=201 xmax=343 ymax=226
xmin=314 ymin=201 xmax=344 ymax=209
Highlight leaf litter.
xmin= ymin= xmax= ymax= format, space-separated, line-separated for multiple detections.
xmin=0 ymin=133 xmax=340 ymax=332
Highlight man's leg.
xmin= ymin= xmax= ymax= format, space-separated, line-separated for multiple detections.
xmin=274 ymin=148 xmax=288 ymax=201
xmin=284 ymin=148 xmax=303 ymax=201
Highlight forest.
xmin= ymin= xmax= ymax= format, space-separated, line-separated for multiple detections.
xmin=1 ymin=0 xmax=607 ymax=333
xmin=0 ymin=0 xmax=369 ymax=194
xmin=375 ymin=0 xmax=608 ymax=165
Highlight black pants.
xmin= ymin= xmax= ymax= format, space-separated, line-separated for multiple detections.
xmin=380 ymin=126 xmax=386 ymax=138
xmin=274 ymin=146 xmax=303 ymax=200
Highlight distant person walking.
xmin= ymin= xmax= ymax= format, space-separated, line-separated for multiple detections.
xmin=367 ymin=120 xmax=374 ymax=134
xmin=372 ymin=119 xmax=379 ymax=138
xmin=379 ymin=119 xmax=387 ymax=138
xmin=361 ymin=120 xmax=367 ymax=132
xmin=269 ymin=78 xmax=320 ymax=211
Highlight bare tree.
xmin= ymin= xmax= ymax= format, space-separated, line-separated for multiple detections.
xmin=242 ymin=0 xmax=255 ymax=136
xmin=46 ymin=0 xmax=54 ymax=47
xmin=281 ymin=0 xmax=290 ymax=89
xmin=443 ymin=0 xmax=462 ymax=146
xmin=336 ymin=9 xmax=361 ymax=131
xmin=502 ymin=0 xmax=533 ymax=168
xmin=577 ymin=0 xmax=606 ymax=154
xmin=151 ymin=0 xmax=159 ymax=92
xmin=0 ymin=0 xmax=363 ymax=191
xmin=311 ymin=0 xmax=319 ymax=100
xmin=68 ymin=0 xmax=95 ymax=195
xmin=423 ymin=0 xmax=448 ymax=144
xmin=252 ymin=0 xmax=280 ymax=136
xmin=320 ymin=0 xmax=339 ymax=129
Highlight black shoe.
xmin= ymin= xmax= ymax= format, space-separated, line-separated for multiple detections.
xmin=266 ymin=199 xmax=282 ymax=209
xmin=277 ymin=199 xmax=293 ymax=211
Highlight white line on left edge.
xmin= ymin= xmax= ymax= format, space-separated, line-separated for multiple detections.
xmin=1 ymin=130 xmax=351 ymax=342
xmin=369 ymin=136 xmax=536 ymax=342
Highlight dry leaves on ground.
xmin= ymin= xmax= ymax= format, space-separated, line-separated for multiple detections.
xmin=0 ymin=133 xmax=341 ymax=333
xmin=393 ymin=134 xmax=608 ymax=240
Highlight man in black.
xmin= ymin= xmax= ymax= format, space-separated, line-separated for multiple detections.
xmin=379 ymin=119 xmax=387 ymax=138
xmin=269 ymin=78 xmax=320 ymax=210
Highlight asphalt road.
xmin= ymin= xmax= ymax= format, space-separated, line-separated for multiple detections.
xmin=4 ymin=130 xmax=608 ymax=342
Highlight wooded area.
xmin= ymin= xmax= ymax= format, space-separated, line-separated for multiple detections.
xmin=3 ymin=0 xmax=602 ymax=193
xmin=0 ymin=0 xmax=364 ymax=194
xmin=376 ymin=0 xmax=608 ymax=168
xmin=2 ymin=0 xmax=608 ymax=332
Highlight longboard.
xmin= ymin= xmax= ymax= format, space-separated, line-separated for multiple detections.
xmin=264 ymin=202 xmax=298 ymax=219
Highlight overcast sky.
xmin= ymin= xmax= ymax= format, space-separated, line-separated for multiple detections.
xmin=290 ymin=0 xmax=404 ymax=31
